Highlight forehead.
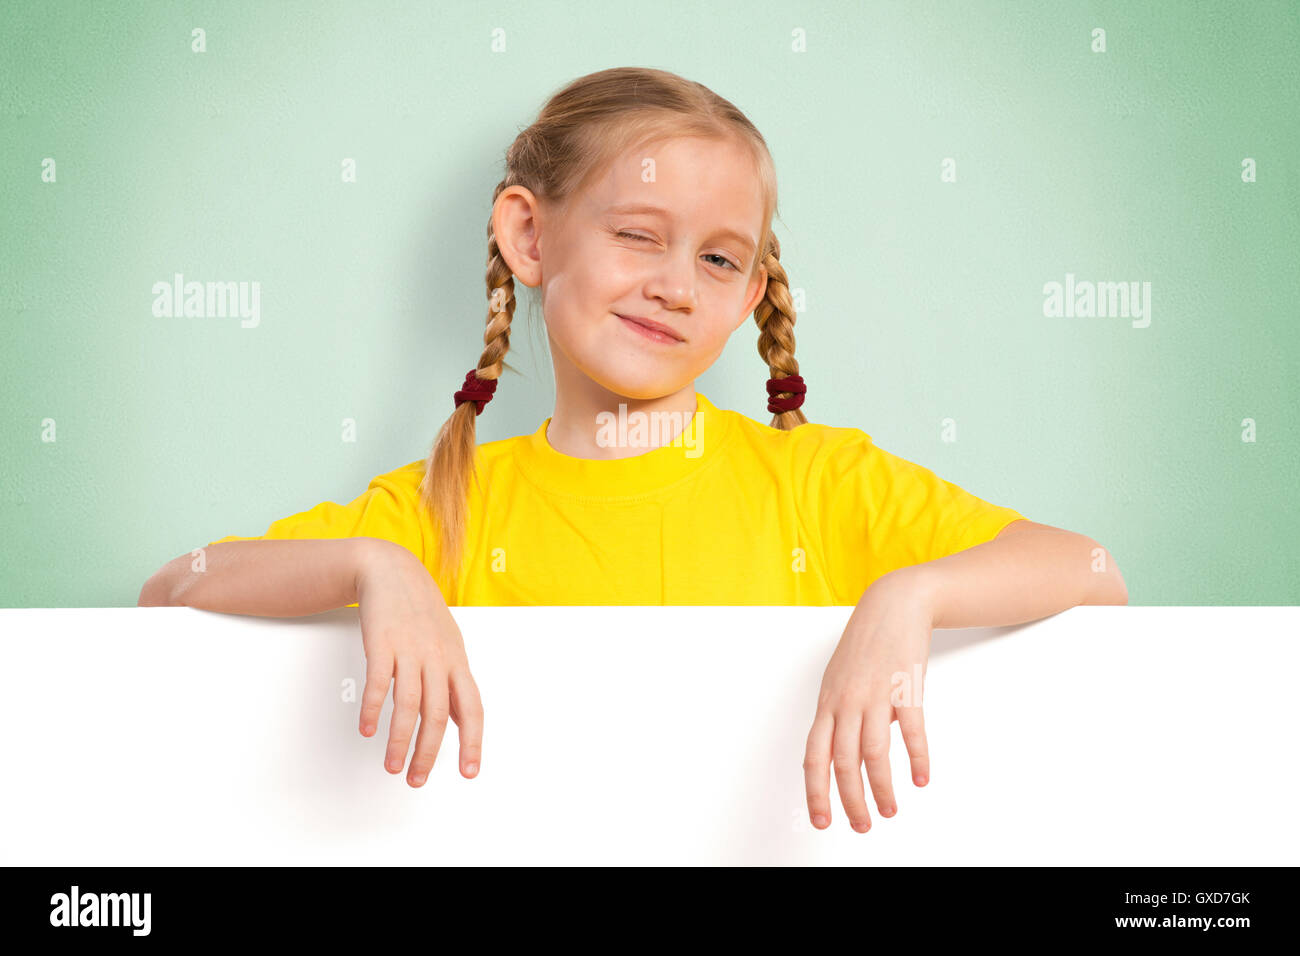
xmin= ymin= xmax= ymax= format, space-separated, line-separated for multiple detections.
xmin=581 ymin=136 xmax=765 ymax=230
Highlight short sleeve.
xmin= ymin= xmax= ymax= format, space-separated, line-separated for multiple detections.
xmin=815 ymin=430 xmax=1027 ymax=602
xmin=207 ymin=461 xmax=429 ymax=608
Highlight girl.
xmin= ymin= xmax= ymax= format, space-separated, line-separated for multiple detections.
xmin=141 ymin=67 xmax=1128 ymax=834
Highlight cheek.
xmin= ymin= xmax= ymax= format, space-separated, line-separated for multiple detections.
xmin=701 ymin=325 xmax=736 ymax=359
xmin=559 ymin=252 xmax=630 ymax=307
xmin=597 ymin=254 xmax=643 ymax=292
xmin=541 ymin=261 xmax=595 ymax=319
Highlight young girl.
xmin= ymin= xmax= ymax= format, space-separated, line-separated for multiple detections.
xmin=141 ymin=67 xmax=1127 ymax=834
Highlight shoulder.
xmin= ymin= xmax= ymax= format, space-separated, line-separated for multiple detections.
xmin=719 ymin=406 xmax=875 ymax=472
xmin=343 ymin=460 xmax=430 ymax=518
xmin=471 ymin=431 xmax=534 ymax=476
xmin=368 ymin=458 xmax=428 ymax=492
xmin=358 ymin=432 xmax=537 ymax=506
xmin=373 ymin=428 xmax=530 ymax=482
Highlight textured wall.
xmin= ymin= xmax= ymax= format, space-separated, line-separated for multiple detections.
xmin=1 ymin=0 xmax=1296 ymax=605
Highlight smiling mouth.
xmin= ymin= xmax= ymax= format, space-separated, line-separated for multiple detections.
xmin=616 ymin=313 xmax=685 ymax=344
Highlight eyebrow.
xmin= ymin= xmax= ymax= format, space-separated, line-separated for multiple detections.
xmin=604 ymin=202 xmax=757 ymax=254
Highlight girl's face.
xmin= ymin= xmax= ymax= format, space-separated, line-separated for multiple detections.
xmin=494 ymin=135 xmax=770 ymax=402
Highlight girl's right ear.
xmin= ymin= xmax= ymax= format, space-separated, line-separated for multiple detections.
xmin=492 ymin=186 xmax=544 ymax=288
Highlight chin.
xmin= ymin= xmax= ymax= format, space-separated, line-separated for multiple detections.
xmin=586 ymin=362 xmax=687 ymax=402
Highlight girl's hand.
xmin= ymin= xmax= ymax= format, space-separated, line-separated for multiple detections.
xmin=804 ymin=567 xmax=936 ymax=832
xmin=354 ymin=540 xmax=483 ymax=788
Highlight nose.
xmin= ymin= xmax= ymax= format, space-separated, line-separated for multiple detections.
xmin=645 ymin=247 xmax=697 ymax=312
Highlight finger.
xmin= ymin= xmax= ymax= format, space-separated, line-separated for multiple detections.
xmin=449 ymin=667 xmax=484 ymax=778
xmin=803 ymin=710 xmax=835 ymax=829
xmin=407 ymin=662 xmax=450 ymax=787
xmin=359 ymin=649 xmax=393 ymax=737
xmin=385 ymin=657 xmax=421 ymax=774
xmin=831 ymin=712 xmax=872 ymax=832
xmin=861 ymin=715 xmax=896 ymax=817
xmin=897 ymin=705 xmax=929 ymax=786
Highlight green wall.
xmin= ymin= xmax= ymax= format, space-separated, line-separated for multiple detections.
xmin=2 ymin=0 xmax=1296 ymax=605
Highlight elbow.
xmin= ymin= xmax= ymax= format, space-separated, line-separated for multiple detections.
xmin=1082 ymin=539 xmax=1128 ymax=606
xmin=1102 ymin=570 xmax=1129 ymax=606
xmin=137 ymin=561 xmax=182 ymax=607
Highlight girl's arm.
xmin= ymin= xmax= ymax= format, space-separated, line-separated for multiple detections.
xmin=140 ymin=537 xmax=482 ymax=786
xmin=804 ymin=519 xmax=1127 ymax=832
xmin=138 ymin=538 xmax=392 ymax=616
xmin=905 ymin=519 xmax=1129 ymax=629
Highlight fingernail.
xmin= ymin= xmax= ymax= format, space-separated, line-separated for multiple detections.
xmin=466 ymin=762 xmax=478 ymax=775
xmin=812 ymin=814 xmax=828 ymax=827
xmin=387 ymin=759 xmax=400 ymax=772
xmin=915 ymin=774 xmax=927 ymax=785
xmin=411 ymin=773 xmax=426 ymax=786
xmin=882 ymin=806 xmax=896 ymax=817
xmin=854 ymin=820 xmax=871 ymax=832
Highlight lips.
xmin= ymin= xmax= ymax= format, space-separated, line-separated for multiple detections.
xmin=616 ymin=313 xmax=684 ymax=342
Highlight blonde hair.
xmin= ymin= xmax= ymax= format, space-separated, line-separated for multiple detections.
xmin=419 ymin=66 xmax=807 ymax=598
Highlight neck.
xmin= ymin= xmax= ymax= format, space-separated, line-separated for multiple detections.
xmin=546 ymin=379 xmax=699 ymax=461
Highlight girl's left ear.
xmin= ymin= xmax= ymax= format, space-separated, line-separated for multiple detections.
xmin=737 ymin=264 xmax=769 ymax=329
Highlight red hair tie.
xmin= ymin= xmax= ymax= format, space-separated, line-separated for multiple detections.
xmin=766 ymin=374 xmax=806 ymax=414
xmin=453 ymin=369 xmax=498 ymax=415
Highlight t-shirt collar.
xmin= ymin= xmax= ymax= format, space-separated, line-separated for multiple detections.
xmin=513 ymin=391 xmax=734 ymax=499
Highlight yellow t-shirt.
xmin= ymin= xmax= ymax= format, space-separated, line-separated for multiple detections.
xmin=208 ymin=392 xmax=1027 ymax=606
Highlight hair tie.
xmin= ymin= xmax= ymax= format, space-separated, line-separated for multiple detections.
xmin=766 ymin=374 xmax=806 ymax=414
xmin=453 ymin=369 xmax=498 ymax=415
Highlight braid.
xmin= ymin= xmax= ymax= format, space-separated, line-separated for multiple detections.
xmin=753 ymin=233 xmax=808 ymax=429
xmin=479 ymin=224 xmax=518 ymax=385
xmin=418 ymin=181 xmax=519 ymax=599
